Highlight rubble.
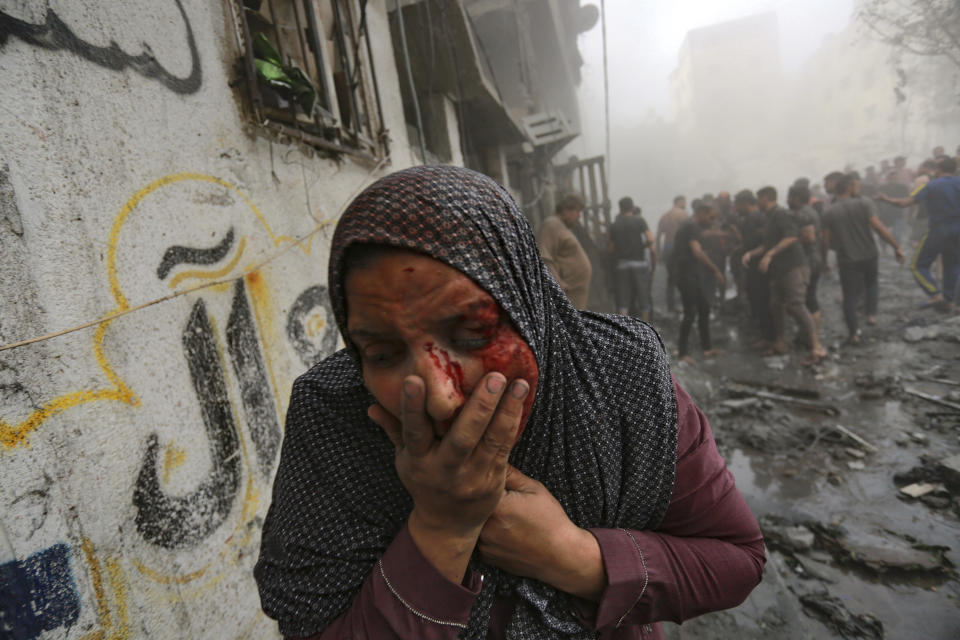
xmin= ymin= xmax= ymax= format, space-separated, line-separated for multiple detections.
xmin=839 ymin=540 xmax=946 ymax=573
xmin=668 ymin=258 xmax=960 ymax=638
xmin=894 ymin=455 xmax=960 ymax=493
xmin=902 ymin=316 xmax=960 ymax=343
xmin=833 ymin=424 xmax=878 ymax=453
xmin=808 ymin=523 xmax=954 ymax=577
xmin=903 ymin=388 xmax=960 ymax=412
xmin=898 ymin=482 xmax=939 ymax=498
xmin=940 ymin=454 xmax=960 ymax=489
xmin=762 ymin=516 xmax=954 ymax=578
xmin=799 ymin=592 xmax=884 ymax=639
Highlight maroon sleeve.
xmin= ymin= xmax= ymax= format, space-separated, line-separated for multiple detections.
xmin=294 ymin=525 xmax=481 ymax=640
xmin=574 ymin=379 xmax=765 ymax=631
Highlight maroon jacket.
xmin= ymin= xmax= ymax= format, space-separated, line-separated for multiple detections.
xmin=295 ymin=381 xmax=765 ymax=639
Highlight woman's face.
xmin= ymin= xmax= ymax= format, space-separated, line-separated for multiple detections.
xmin=345 ymin=250 xmax=539 ymax=440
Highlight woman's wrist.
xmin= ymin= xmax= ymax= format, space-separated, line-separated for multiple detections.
xmin=407 ymin=509 xmax=482 ymax=585
xmin=543 ymin=526 xmax=607 ymax=602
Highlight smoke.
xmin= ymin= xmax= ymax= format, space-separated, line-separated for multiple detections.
xmin=570 ymin=0 xmax=960 ymax=226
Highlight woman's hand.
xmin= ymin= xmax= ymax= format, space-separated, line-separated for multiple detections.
xmin=477 ymin=467 xmax=607 ymax=602
xmin=368 ymin=373 xmax=529 ymax=583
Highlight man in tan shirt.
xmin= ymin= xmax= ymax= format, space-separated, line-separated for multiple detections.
xmin=537 ymin=194 xmax=592 ymax=309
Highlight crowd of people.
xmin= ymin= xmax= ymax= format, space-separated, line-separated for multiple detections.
xmin=536 ymin=146 xmax=960 ymax=367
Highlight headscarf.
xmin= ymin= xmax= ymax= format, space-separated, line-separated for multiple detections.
xmin=255 ymin=166 xmax=677 ymax=639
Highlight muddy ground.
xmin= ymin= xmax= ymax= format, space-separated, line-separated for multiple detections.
xmin=641 ymin=256 xmax=960 ymax=639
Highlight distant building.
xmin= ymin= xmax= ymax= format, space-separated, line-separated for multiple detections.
xmin=665 ymin=5 xmax=960 ymax=194
xmin=790 ymin=13 xmax=960 ymax=172
xmin=667 ymin=12 xmax=783 ymax=191
xmin=669 ymin=12 xmax=779 ymax=137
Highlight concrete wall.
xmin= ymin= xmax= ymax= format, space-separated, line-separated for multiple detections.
xmin=0 ymin=1 xmax=416 ymax=637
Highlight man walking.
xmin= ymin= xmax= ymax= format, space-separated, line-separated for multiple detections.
xmin=789 ymin=183 xmax=823 ymax=335
xmin=735 ymin=190 xmax=774 ymax=347
xmin=656 ymin=196 xmax=688 ymax=313
xmin=879 ymin=155 xmax=960 ymax=311
xmin=824 ymin=175 xmax=905 ymax=343
xmin=673 ymin=201 xmax=725 ymax=364
xmin=538 ymin=193 xmax=592 ymax=309
xmin=741 ymin=187 xmax=826 ymax=365
xmin=609 ymin=197 xmax=656 ymax=320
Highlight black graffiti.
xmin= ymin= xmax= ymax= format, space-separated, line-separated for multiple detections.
xmin=227 ymin=280 xmax=281 ymax=480
xmin=156 ymin=228 xmax=235 ymax=280
xmin=0 ymin=0 xmax=201 ymax=95
xmin=286 ymin=285 xmax=339 ymax=368
xmin=0 ymin=161 xmax=23 ymax=237
xmin=133 ymin=299 xmax=240 ymax=549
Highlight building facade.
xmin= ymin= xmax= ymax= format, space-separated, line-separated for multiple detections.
xmin=0 ymin=1 xmax=594 ymax=637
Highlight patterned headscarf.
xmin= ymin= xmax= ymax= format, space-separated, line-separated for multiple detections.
xmin=255 ymin=166 xmax=677 ymax=639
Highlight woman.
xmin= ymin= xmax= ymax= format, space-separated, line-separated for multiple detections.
xmin=254 ymin=166 xmax=764 ymax=639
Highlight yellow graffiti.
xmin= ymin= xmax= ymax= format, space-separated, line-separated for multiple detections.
xmin=1 ymin=321 xmax=136 ymax=449
xmin=82 ymin=537 xmax=111 ymax=632
xmin=105 ymin=172 xmax=301 ymax=309
xmin=244 ymin=270 xmax=285 ymax=420
xmin=306 ymin=310 xmax=326 ymax=337
xmin=1 ymin=172 xmax=310 ymax=449
xmin=168 ymin=236 xmax=248 ymax=289
xmin=80 ymin=539 xmax=131 ymax=640
xmin=162 ymin=443 xmax=187 ymax=484
xmin=106 ymin=557 xmax=131 ymax=639
xmin=132 ymin=558 xmax=209 ymax=585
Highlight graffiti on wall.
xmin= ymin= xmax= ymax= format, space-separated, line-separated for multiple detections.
xmin=0 ymin=0 xmax=201 ymax=95
xmin=286 ymin=285 xmax=338 ymax=369
xmin=0 ymin=161 xmax=23 ymax=237
xmin=1 ymin=172 xmax=340 ymax=636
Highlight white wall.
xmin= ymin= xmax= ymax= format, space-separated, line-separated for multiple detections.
xmin=0 ymin=1 xmax=415 ymax=637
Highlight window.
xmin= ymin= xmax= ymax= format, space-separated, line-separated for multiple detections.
xmin=235 ymin=0 xmax=387 ymax=159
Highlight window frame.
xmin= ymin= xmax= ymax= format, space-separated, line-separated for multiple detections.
xmin=235 ymin=0 xmax=388 ymax=161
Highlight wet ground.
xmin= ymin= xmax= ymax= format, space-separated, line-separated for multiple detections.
xmin=645 ymin=257 xmax=960 ymax=639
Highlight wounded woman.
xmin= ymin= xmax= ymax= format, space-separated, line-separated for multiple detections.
xmin=254 ymin=166 xmax=765 ymax=639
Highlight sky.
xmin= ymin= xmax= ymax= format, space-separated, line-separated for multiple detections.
xmin=571 ymin=0 xmax=854 ymax=159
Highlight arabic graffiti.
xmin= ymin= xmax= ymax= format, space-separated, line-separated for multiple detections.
xmin=226 ymin=279 xmax=282 ymax=480
xmin=133 ymin=297 xmax=242 ymax=549
xmin=0 ymin=0 xmax=201 ymax=95
xmin=157 ymin=228 xmax=236 ymax=280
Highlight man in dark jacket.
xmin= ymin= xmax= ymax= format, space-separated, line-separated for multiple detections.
xmin=609 ymin=197 xmax=656 ymax=320
xmin=741 ymin=186 xmax=826 ymax=365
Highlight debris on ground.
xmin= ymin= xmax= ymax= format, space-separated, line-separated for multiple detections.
xmin=832 ymin=424 xmax=878 ymax=453
xmin=667 ymin=258 xmax=960 ymax=638
xmin=761 ymin=516 xmax=955 ymax=578
xmin=853 ymin=373 xmax=901 ymax=399
xmin=798 ymin=592 xmax=884 ymax=639
xmin=893 ymin=454 xmax=960 ymax=513
xmin=903 ymin=387 xmax=960 ymax=412
xmin=902 ymin=316 xmax=960 ymax=343
xmin=899 ymin=482 xmax=940 ymax=498
xmin=808 ymin=523 xmax=954 ymax=576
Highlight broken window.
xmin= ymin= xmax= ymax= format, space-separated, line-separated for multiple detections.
xmin=234 ymin=0 xmax=387 ymax=159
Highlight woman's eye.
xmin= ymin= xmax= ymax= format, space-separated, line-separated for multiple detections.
xmin=452 ymin=327 xmax=496 ymax=350
xmin=453 ymin=337 xmax=490 ymax=350
xmin=362 ymin=346 xmax=403 ymax=367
